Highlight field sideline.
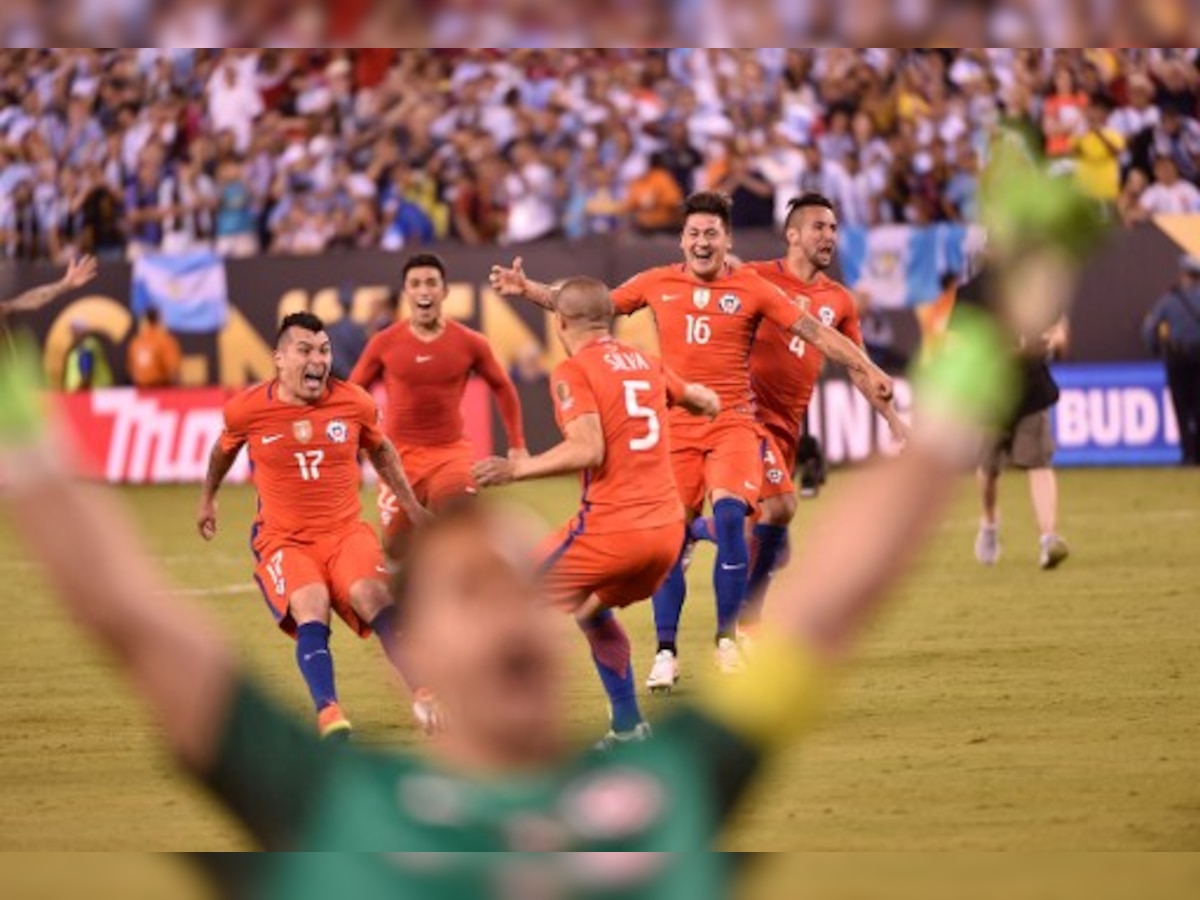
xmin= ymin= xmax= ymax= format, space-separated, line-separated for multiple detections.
xmin=0 ymin=468 xmax=1196 ymax=853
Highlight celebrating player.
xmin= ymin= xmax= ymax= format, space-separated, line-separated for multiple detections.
xmin=692 ymin=192 xmax=909 ymax=637
xmin=472 ymin=277 xmax=720 ymax=745
xmin=0 ymin=282 xmax=1020 ymax=875
xmin=349 ymin=253 xmax=527 ymax=554
xmin=490 ymin=191 xmax=896 ymax=685
xmin=196 ymin=312 xmax=431 ymax=739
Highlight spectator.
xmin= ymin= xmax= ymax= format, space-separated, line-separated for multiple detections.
xmin=1117 ymin=167 xmax=1152 ymax=226
xmin=1142 ymin=255 xmax=1200 ymax=466
xmin=502 ymin=141 xmax=558 ymax=244
xmin=1042 ymin=66 xmax=1088 ymax=159
xmin=1138 ymin=156 xmax=1200 ymax=216
xmin=657 ymin=119 xmax=703 ymax=194
xmin=380 ymin=168 xmax=436 ymax=251
xmin=213 ymin=158 xmax=260 ymax=258
xmin=326 ymin=285 xmax=369 ymax=381
xmin=124 ymin=156 xmax=168 ymax=258
xmin=160 ymin=155 xmax=216 ymax=254
xmin=942 ymin=147 xmax=981 ymax=223
xmin=63 ymin=319 xmax=114 ymax=392
xmin=1149 ymin=107 xmax=1200 ymax=184
xmin=624 ymin=152 xmax=685 ymax=235
xmin=0 ymin=178 xmax=47 ymax=259
xmin=78 ymin=165 xmax=125 ymax=261
xmin=579 ymin=166 xmax=625 ymax=236
xmin=715 ymin=153 xmax=775 ymax=229
xmin=126 ymin=307 xmax=182 ymax=388
xmin=1071 ymin=96 xmax=1126 ymax=204
xmin=449 ymin=160 xmax=507 ymax=245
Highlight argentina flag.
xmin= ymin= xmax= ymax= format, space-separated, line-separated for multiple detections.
xmin=131 ymin=250 xmax=230 ymax=333
xmin=839 ymin=224 xmax=985 ymax=308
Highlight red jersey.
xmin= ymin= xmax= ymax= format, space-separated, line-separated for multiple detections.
xmin=611 ymin=264 xmax=803 ymax=422
xmin=746 ymin=261 xmax=863 ymax=439
xmin=550 ymin=336 xmax=685 ymax=534
xmin=350 ymin=320 xmax=525 ymax=450
xmin=219 ymin=379 xmax=385 ymax=544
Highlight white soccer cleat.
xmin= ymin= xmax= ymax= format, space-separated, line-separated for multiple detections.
xmin=1039 ymin=534 xmax=1070 ymax=571
xmin=975 ymin=523 xmax=1001 ymax=566
xmin=646 ymin=650 xmax=679 ymax=693
xmin=714 ymin=637 xmax=744 ymax=675
xmin=594 ymin=721 xmax=653 ymax=752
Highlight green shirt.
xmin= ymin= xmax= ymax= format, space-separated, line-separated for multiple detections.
xmin=205 ymin=680 xmax=760 ymax=897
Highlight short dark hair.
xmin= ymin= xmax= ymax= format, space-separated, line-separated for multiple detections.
xmin=682 ymin=191 xmax=733 ymax=231
xmin=277 ymin=311 xmax=325 ymax=345
xmin=145 ymin=307 xmax=160 ymax=326
xmin=402 ymin=252 xmax=448 ymax=284
xmin=784 ymin=192 xmax=836 ymax=231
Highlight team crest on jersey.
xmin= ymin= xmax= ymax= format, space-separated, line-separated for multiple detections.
xmin=292 ymin=420 xmax=313 ymax=443
xmin=556 ymin=380 xmax=574 ymax=411
xmin=326 ymin=420 xmax=348 ymax=444
xmin=692 ymin=288 xmax=711 ymax=310
xmin=718 ymin=292 xmax=741 ymax=315
xmin=819 ymin=305 xmax=835 ymax=326
xmin=767 ymin=468 xmax=785 ymax=485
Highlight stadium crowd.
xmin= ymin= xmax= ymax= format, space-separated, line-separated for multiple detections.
xmin=1 ymin=47 xmax=1199 ymax=263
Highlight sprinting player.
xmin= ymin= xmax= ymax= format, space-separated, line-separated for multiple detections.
xmin=691 ymin=193 xmax=908 ymax=638
xmin=349 ymin=253 xmax=527 ymax=554
xmin=491 ymin=192 xmax=897 ymax=685
xmin=472 ymin=277 xmax=720 ymax=746
xmin=0 ymin=289 xmax=1019 ymax=877
xmin=197 ymin=312 xmax=431 ymax=739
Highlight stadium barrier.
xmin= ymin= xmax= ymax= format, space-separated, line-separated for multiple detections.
xmin=49 ymin=361 xmax=1179 ymax=484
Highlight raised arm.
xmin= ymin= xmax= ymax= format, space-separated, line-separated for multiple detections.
xmin=0 ymin=347 xmax=234 ymax=772
xmin=0 ymin=256 xmax=98 ymax=315
xmin=364 ymin=438 xmax=431 ymax=525
xmin=473 ymin=414 xmax=604 ymax=487
xmin=488 ymin=256 xmax=558 ymax=310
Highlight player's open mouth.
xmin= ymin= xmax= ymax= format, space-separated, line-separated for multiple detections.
xmin=415 ymin=299 xmax=435 ymax=311
xmin=303 ymin=370 xmax=326 ymax=390
xmin=693 ymin=249 xmax=713 ymax=261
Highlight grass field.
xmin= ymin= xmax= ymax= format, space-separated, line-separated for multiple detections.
xmin=0 ymin=467 xmax=1197 ymax=855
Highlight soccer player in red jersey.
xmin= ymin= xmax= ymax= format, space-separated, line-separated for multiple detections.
xmin=350 ymin=253 xmax=527 ymax=553
xmin=473 ymin=277 xmax=720 ymax=745
xmin=197 ymin=312 xmax=430 ymax=739
xmin=695 ymin=193 xmax=909 ymax=637
xmin=490 ymin=192 xmax=897 ymax=684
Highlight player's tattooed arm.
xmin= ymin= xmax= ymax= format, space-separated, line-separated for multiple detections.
xmin=197 ymin=442 xmax=240 ymax=541
xmin=473 ymin=414 xmax=605 ymax=486
xmin=488 ymin=256 xmax=557 ymax=310
xmin=848 ymin=367 xmax=910 ymax=443
xmin=367 ymin=440 xmax=432 ymax=525
xmin=0 ymin=255 xmax=98 ymax=315
xmin=793 ymin=313 xmax=895 ymax=404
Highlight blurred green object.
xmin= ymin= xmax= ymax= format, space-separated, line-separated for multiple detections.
xmin=914 ymin=305 xmax=1018 ymax=429
xmin=0 ymin=334 xmax=48 ymax=447
xmin=981 ymin=141 xmax=1109 ymax=263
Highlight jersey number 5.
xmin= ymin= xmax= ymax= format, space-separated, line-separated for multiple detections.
xmin=623 ymin=380 xmax=661 ymax=452
xmin=294 ymin=450 xmax=325 ymax=481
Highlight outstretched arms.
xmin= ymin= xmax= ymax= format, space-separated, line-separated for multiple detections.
xmin=489 ymin=256 xmax=558 ymax=310
xmin=0 ymin=256 xmax=98 ymax=316
xmin=473 ymin=414 xmax=604 ymax=487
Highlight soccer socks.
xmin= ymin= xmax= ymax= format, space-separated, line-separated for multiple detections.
xmin=712 ymin=498 xmax=751 ymax=641
xmin=295 ymin=622 xmax=338 ymax=713
xmin=580 ymin=610 xmax=643 ymax=734
xmin=369 ymin=607 xmax=420 ymax=693
xmin=742 ymin=523 xmax=789 ymax=628
xmin=652 ymin=542 xmax=689 ymax=654
xmin=690 ymin=516 xmax=716 ymax=543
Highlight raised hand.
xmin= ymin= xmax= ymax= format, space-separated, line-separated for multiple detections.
xmin=489 ymin=257 xmax=529 ymax=298
xmin=62 ymin=255 xmax=98 ymax=291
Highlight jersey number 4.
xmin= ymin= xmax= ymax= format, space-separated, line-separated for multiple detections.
xmin=294 ymin=450 xmax=325 ymax=481
xmin=623 ymin=380 xmax=661 ymax=452
xmin=789 ymin=335 xmax=807 ymax=358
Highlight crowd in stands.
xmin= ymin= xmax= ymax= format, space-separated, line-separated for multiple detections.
xmin=2 ymin=48 xmax=1199 ymax=264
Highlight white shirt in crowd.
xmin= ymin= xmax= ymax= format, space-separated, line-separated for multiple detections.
xmin=503 ymin=162 xmax=558 ymax=244
xmin=1138 ymin=180 xmax=1200 ymax=215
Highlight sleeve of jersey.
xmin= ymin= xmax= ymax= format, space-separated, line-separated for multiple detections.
xmin=661 ymin=363 xmax=688 ymax=407
xmin=354 ymin=388 xmax=387 ymax=452
xmin=471 ymin=334 xmax=527 ymax=450
xmin=663 ymin=637 xmax=830 ymax=821
xmin=202 ymin=676 xmax=335 ymax=850
xmin=753 ymin=275 xmax=805 ymax=331
xmin=551 ymin=361 xmax=598 ymax=428
xmin=610 ymin=271 xmax=652 ymax=315
xmin=348 ymin=333 xmax=383 ymax=387
xmin=218 ymin=395 xmax=248 ymax=454
xmin=840 ymin=295 xmax=865 ymax=347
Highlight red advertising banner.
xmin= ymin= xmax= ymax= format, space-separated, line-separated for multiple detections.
xmin=53 ymin=382 xmax=494 ymax=485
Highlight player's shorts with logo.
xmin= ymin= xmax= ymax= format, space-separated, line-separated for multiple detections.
xmin=758 ymin=424 xmax=799 ymax=502
xmin=538 ymin=519 xmax=686 ymax=612
xmin=378 ymin=438 xmax=477 ymax=536
xmin=667 ymin=410 xmax=765 ymax=514
xmin=252 ymin=521 xmax=386 ymax=638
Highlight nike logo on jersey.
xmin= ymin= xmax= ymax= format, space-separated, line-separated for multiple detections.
xmin=416 ymin=355 xmax=434 ymax=363
xmin=743 ymin=481 xmax=757 ymax=490
xmin=262 ymin=434 xmax=284 ymax=445
xmin=661 ymin=294 xmax=680 ymax=301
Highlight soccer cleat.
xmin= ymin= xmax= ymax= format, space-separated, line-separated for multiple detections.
xmin=593 ymin=721 xmax=653 ymax=752
xmin=1039 ymin=535 xmax=1070 ymax=571
xmin=645 ymin=650 xmax=679 ymax=693
xmin=714 ymin=637 xmax=744 ymax=675
xmin=412 ymin=688 xmax=444 ymax=736
xmin=975 ymin=523 xmax=1001 ymax=566
xmin=317 ymin=702 xmax=352 ymax=741
xmin=736 ymin=628 xmax=758 ymax=661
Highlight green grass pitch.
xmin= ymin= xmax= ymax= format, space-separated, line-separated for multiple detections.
xmin=0 ymin=468 xmax=1196 ymax=854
